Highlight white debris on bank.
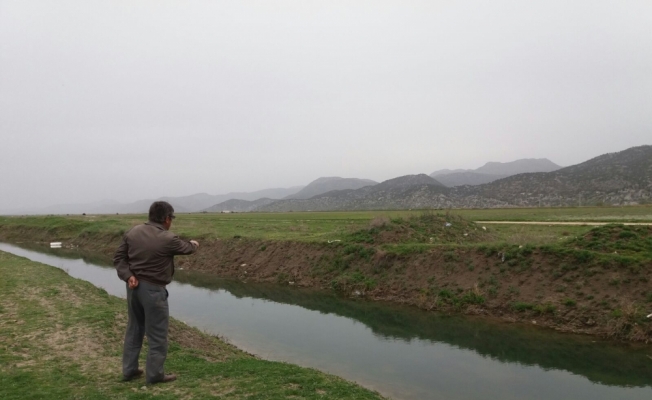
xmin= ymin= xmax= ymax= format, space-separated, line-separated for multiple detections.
xmin=50 ymin=242 xmax=62 ymax=248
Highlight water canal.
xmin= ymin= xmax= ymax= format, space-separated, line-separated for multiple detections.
xmin=1 ymin=242 xmax=651 ymax=400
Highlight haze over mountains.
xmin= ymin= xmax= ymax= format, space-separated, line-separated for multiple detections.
xmin=284 ymin=177 xmax=378 ymax=200
xmin=201 ymin=177 xmax=379 ymax=213
xmin=431 ymin=158 xmax=562 ymax=187
xmin=3 ymin=146 xmax=650 ymax=215
xmin=258 ymin=146 xmax=651 ymax=211
xmin=3 ymin=187 xmax=303 ymax=215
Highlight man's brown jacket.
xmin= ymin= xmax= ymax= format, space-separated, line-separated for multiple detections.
xmin=113 ymin=221 xmax=196 ymax=286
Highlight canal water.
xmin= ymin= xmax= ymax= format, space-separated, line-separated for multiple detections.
xmin=1 ymin=242 xmax=651 ymax=400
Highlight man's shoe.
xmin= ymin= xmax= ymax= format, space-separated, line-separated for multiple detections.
xmin=148 ymin=374 xmax=177 ymax=384
xmin=122 ymin=369 xmax=144 ymax=381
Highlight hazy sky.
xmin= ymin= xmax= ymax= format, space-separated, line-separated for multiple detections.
xmin=1 ymin=1 xmax=650 ymax=210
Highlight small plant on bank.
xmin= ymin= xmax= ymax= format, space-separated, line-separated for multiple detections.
xmin=534 ymin=303 xmax=556 ymax=315
xmin=330 ymin=271 xmax=377 ymax=293
xmin=275 ymin=272 xmax=290 ymax=285
xmin=461 ymin=291 xmax=485 ymax=305
xmin=563 ymin=298 xmax=577 ymax=307
xmin=512 ymin=302 xmax=535 ymax=312
xmin=443 ymin=250 xmax=459 ymax=262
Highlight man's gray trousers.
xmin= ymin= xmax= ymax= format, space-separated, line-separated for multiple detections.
xmin=122 ymin=280 xmax=169 ymax=383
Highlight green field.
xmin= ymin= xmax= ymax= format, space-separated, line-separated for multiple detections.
xmin=449 ymin=205 xmax=652 ymax=222
xmin=0 ymin=251 xmax=385 ymax=400
xmin=2 ymin=205 xmax=650 ymax=246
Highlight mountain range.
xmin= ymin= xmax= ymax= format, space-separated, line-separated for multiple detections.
xmin=256 ymin=145 xmax=651 ymax=211
xmin=3 ymin=146 xmax=649 ymax=214
xmin=3 ymin=187 xmax=304 ymax=215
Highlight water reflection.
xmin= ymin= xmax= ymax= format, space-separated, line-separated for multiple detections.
xmin=2 ymin=242 xmax=651 ymax=400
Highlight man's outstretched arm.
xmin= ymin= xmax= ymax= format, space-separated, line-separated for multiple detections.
xmin=168 ymin=235 xmax=199 ymax=255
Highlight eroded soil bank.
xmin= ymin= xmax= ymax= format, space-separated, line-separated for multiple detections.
xmin=1 ymin=220 xmax=651 ymax=343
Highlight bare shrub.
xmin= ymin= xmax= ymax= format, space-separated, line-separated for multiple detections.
xmin=472 ymin=282 xmax=484 ymax=297
xmin=605 ymin=302 xmax=650 ymax=341
xmin=369 ymin=217 xmax=390 ymax=228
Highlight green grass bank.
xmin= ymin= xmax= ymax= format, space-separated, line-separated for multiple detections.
xmin=0 ymin=251 xmax=385 ymax=400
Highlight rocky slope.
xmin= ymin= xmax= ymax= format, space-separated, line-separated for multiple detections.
xmin=257 ymin=146 xmax=651 ymax=211
xmin=465 ymin=145 xmax=652 ymax=207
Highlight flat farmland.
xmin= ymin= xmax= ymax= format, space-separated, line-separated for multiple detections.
xmin=449 ymin=205 xmax=652 ymax=222
xmin=2 ymin=205 xmax=651 ymax=246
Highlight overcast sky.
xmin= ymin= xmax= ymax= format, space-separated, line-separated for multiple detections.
xmin=1 ymin=1 xmax=650 ymax=210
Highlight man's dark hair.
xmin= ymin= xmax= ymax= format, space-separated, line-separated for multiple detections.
xmin=149 ymin=201 xmax=175 ymax=223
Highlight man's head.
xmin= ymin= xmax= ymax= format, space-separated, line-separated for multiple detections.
xmin=148 ymin=201 xmax=176 ymax=230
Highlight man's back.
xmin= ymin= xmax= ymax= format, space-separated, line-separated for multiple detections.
xmin=114 ymin=221 xmax=196 ymax=287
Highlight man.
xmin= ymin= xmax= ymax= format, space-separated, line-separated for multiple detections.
xmin=114 ymin=201 xmax=199 ymax=384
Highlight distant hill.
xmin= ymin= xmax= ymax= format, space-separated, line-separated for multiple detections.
xmin=203 ymin=198 xmax=277 ymax=213
xmin=150 ymin=187 xmax=304 ymax=212
xmin=431 ymin=158 xmax=562 ymax=187
xmin=430 ymin=168 xmax=468 ymax=177
xmin=285 ymin=177 xmax=378 ymax=200
xmin=8 ymin=186 xmax=304 ymax=215
xmin=475 ymin=158 xmax=562 ymax=175
xmin=109 ymin=187 xmax=304 ymax=214
xmin=464 ymin=145 xmax=652 ymax=206
xmin=257 ymin=146 xmax=651 ymax=211
xmin=258 ymin=174 xmax=448 ymax=211
xmin=373 ymin=174 xmax=444 ymax=190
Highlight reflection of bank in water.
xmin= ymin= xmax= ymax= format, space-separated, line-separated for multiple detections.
xmin=1 ymin=241 xmax=651 ymax=400
xmin=175 ymin=269 xmax=652 ymax=389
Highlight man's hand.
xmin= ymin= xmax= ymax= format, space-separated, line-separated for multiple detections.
xmin=190 ymin=240 xmax=199 ymax=248
xmin=128 ymin=275 xmax=139 ymax=289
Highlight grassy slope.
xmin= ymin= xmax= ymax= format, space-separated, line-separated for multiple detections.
xmin=0 ymin=252 xmax=385 ymax=400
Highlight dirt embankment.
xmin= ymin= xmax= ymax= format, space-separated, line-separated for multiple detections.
xmin=176 ymin=237 xmax=652 ymax=343
xmin=1 ymin=218 xmax=651 ymax=343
